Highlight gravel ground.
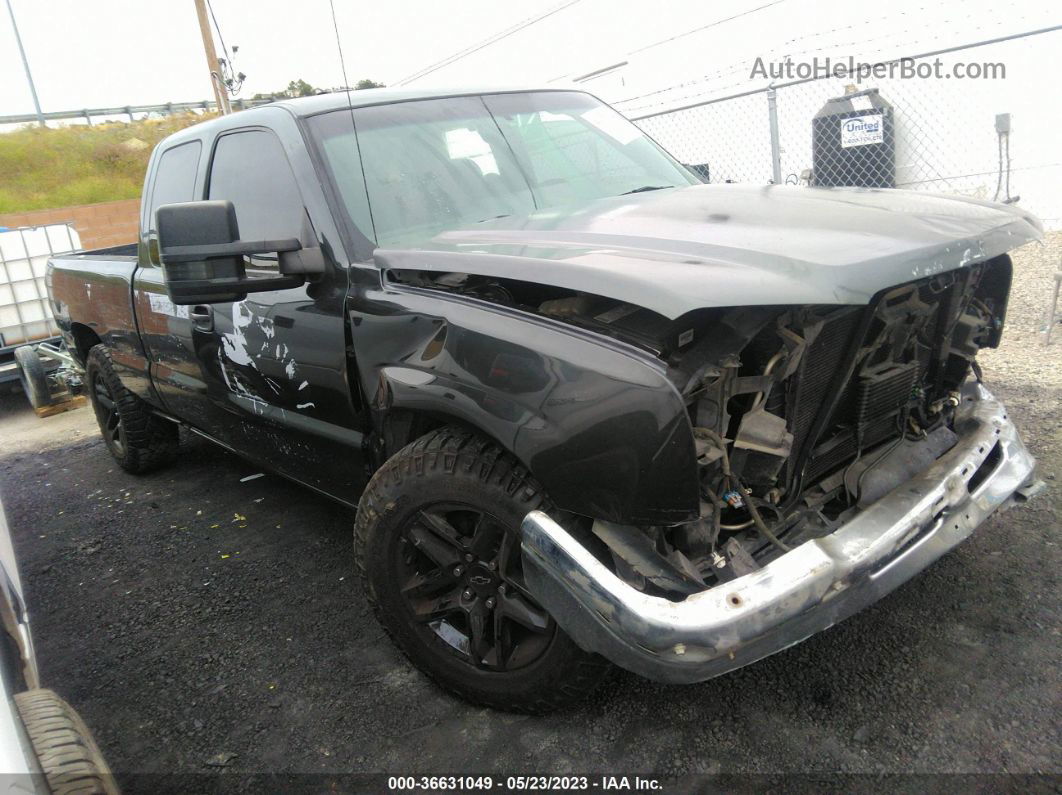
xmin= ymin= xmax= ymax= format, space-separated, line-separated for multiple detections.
xmin=0 ymin=234 xmax=1059 ymax=790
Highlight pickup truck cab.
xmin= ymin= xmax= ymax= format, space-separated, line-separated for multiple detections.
xmin=47 ymin=87 xmax=1044 ymax=712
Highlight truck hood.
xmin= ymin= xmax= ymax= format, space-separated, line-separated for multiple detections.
xmin=373 ymin=184 xmax=1042 ymax=319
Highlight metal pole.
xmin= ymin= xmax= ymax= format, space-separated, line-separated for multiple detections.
xmin=193 ymin=0 xmax=230 ymax=114
xmin=767 ymin=87 xmax=782 ymax=185
xmin=4 ymin=0 xmax=46 ymax=127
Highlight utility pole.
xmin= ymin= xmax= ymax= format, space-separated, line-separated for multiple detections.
xmin=193 ymin=0 xmax=231 ymax=115
xmin=4 ymin=0 xmax=45 ymax=127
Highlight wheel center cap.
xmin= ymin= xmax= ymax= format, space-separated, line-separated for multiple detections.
xmin=465 ymin=564 xmax=497 ymax=597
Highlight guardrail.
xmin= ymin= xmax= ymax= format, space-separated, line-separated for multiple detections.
xmin=0 ymin=97 xmax=277 ymax=126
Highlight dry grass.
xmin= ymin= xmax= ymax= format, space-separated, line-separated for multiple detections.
xmin=0 ymin=114 xmax=214 ymax=213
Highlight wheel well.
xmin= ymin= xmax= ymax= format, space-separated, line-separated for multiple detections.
xmin=377 ymin=409 xmax=448 ymax=461
xmin=376 ymin=409 xmax=512 ymax=468
xmin=69 ymin=323 xmax=102 ymax=367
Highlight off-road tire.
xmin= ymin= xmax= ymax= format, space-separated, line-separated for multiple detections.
xmin=355 ymin=426 xmax=611 ymax=713
xmin=14 ymin=689 xmax=119 ymax=795
xmin=14 ymin=345 xmax=53 ymax=410
xmin=86 ymin=344 xmax=178 ymax=473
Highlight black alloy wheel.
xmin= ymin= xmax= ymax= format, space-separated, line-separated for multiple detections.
xmin=91 ymin=370 xmax=125 ymax=457
xmin=355 ymin=426 xmax=611 ymax=712
xmin=395 ymin=503 xmax=554 ymax=671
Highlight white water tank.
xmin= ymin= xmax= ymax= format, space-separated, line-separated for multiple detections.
xmin=0 ymin=224 xmax=80 ymax=347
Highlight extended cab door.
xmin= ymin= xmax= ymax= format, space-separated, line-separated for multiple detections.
xmin=133 ymin=139 xmax=205 ymax=409
xmin=160 ymin=121 xmax=366 ymax=501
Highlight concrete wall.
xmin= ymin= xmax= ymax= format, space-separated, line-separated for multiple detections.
xmin=0 ymin=198 xmax=139 ymax=250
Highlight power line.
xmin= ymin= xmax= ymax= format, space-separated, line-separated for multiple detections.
xmin=617 ymin=16 xmax=1060 ymax=114
xmin=629 ymin=21 xmax=1062 ymax=121
xmin=205 ymin=0 xmax=231 ymax=61
xmin=547 ymin=0 xmax=791 ymax=85
xmin=193 ymin=0 xmax=230 ymax=113
xmin=394 ymin=0 xmax=583 ymax=86
xmin=627 ymin=0 xmax=792 ymax=56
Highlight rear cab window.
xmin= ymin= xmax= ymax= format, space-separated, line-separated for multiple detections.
xmin=144 ymin=140 xmax=202 ymax=264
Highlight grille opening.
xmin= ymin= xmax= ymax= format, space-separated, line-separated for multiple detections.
xmin=967 ymin=442 xmax=1003 ymax=494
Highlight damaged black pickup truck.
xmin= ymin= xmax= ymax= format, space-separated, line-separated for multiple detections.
xmin=44 ymin=87 xmax=1043 ymax=712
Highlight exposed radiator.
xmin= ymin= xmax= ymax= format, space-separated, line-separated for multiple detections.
xmin=855 ymin=361 xmax=919 ymax=442
xmin=786 ymin=308 xmax=862 ymax=482
xmin=805 ymin=364 xmax=915 ymax=483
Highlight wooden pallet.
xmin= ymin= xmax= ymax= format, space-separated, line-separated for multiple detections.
xmin=35 ymin=394 xmax=87 ymax=418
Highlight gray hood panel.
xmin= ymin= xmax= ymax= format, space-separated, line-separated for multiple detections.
xmin=374 ymin=184 xmax=1042 ymax=319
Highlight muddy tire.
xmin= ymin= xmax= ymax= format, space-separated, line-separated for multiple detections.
xmin=355 ymin=426 xmax=611 ymax=714
xmin=14 ymin=689 xmax=119 ymax=795
xmin=14 ymin=345 xmax=53 ymax=410
xmin=85 ymin=344 xmax=178 ymax=473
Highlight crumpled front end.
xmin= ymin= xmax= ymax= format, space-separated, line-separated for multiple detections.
xmin=520 ymin=382 xmax=1041 ymax=683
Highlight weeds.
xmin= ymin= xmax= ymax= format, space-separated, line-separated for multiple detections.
xmin=0 ymin=114 xmax=214 ymax=213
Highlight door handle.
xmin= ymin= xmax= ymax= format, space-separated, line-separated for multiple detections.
xmin=190 ymin=305 xmax=214 ymax=332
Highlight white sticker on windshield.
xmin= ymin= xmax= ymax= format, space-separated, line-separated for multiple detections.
xmin=581 ymin=106 xmax=640 ymax=145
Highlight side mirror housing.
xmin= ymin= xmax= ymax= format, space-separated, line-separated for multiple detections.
xmin=156 ymin=200 xmax=324 ymax=305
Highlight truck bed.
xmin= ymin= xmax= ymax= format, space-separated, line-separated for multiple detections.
xmin=47 ymin=248 xmax=142 ymax=377
xmin=56 ymin=243 xmax=138 ymax=259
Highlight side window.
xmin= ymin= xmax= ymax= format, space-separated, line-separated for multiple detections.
xmin=145 ymin=140 xmax=201 ymax=265
xmin=207 ymin=129 xmax=304 ymax=268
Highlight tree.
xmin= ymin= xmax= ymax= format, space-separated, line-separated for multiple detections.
xmin=252 ymin=78 xmax=384 ymax=100
xmin=252 ymin=79 xmax=317 ymax=100
xmin=286 ymin=79 xmax=317 ymax=97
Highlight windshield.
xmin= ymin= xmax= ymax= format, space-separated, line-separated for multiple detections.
xmin=307 ymin=91 xmax=698 ymax=249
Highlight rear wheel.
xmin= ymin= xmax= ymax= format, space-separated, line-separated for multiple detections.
xmin=14 ymin=345 xmax=53 ymax=410
xmin=355 ymin=427 xmax=610 ymax=713
xmin=85 ymin=344 xmax=178 ymax=473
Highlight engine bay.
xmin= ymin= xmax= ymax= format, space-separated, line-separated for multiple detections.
xmin=387 ymin=255 xmax=1013 ymax=598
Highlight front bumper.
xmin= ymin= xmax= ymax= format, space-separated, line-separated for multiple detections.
xmin=520 ymin=383 xmax=1042 ymax=684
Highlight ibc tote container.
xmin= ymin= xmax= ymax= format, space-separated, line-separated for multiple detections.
xmin=0 ymin=224 xmax=80 ymax=347
xmin=811 ymin=87 xmax=896 ymax=188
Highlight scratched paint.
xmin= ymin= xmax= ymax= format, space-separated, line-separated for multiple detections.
xmin=221 ymin=302 xmax=255 ymax=368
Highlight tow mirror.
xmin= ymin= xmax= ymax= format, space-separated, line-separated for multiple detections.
xmin=156 ymin=200 xmax=325 ymax=305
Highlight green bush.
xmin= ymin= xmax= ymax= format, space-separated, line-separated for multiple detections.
xmin=0 ymin=114 xmax=214 ymax=214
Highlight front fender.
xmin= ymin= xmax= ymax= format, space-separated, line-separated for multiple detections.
xmin=350 ymin=285 xmax=699 ymax=525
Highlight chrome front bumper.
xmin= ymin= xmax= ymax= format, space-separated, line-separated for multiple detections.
xmin=520 ymin=383 xmax=1042 ymax=684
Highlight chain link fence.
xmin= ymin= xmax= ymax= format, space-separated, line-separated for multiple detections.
xmin=622 ymin=32 xmax=1058 ymax=218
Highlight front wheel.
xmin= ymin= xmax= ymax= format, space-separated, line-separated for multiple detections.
xmin=355 ymin=427 xmax=610 ymax=713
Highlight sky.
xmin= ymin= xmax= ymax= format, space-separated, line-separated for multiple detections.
xmin=3 ymin=0 xmax=1055 ymax=117
xmin=2 ymin=0 xmax=1059 ymax=224
xmin=0 ymin=0 xmax=573 ymax=114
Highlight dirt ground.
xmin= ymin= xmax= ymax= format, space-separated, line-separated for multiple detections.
xmin=0 ymin=235 xmax=1059 ymax=790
